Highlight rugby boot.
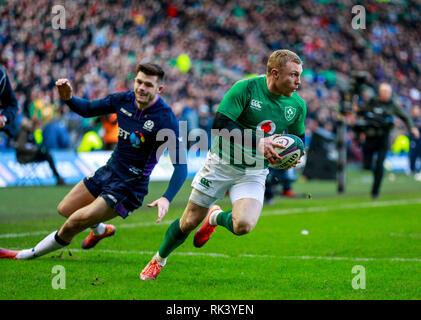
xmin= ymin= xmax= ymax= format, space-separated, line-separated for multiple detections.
xmin=0 ymin=248 xmax=18 ymax=259
xmin=282 ymin=189 xmax=297 ymax=198
xmin=81 ymin=224 xmax=116 ymax=249
xmin=140 ymin=259 xmax=163 ymax=280
xmin=193 ymin=204 xmax=222 ymax=248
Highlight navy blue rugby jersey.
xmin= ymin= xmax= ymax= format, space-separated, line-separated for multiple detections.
xmin=66 ymin=91 xmax=186 ymax=181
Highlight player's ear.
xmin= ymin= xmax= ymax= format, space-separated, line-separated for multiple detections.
xmin=157 ymin=84 xmax=164 ymax=94
xmin=271 ymin=68 xmax=279 ymax=79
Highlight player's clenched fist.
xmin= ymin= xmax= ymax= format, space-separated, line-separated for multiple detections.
xmin=55 ymin=78 xmax=73 ymax=101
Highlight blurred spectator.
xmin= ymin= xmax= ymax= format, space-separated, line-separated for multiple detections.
xmin=101 ymin=113 xmax=118 ymax=150
xmin=265 ymin=168 xmax=298 ymax=205
xmin=77 ymin=130 xmax=103 ymax=152
xmin=409 ymin=104 xmax=421 ymax=181
xmin=42 ymin=118 xmax=71 ymax=149
xmin=13 ymin=116 xmax=65 ymax=185
xmin=0 ymin=65 xmax=18 ymax=138
xmin=181 ymin=99 xmax=199 ymax=134
xmin=172 ymin=99 xmax=199 ymax=148
xmin=77 ymin=118 xmax=103 ymax=152
xmin=197 ymin=100 xmax=213 ymax=149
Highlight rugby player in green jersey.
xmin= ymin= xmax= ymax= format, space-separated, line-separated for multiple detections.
xmin=140 ymin=50 xmax=307 ymax=280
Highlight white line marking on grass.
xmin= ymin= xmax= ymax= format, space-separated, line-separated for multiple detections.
xmin=389 ymin=232 xmax=421 ymax=239
xmin=69 ymin=249 xmax=230 ymax=258
xmin=0 ymin=231 xmax=50 ymax=239
xmin=1 ymin=198 xmax=420 ymax=239
xmin=118 ymin=220 xmax=172 ymax=229
xmin=68 ymin=249 xmax=421 ymax=263
xmin=0 ymin=221 xmax=172 ymax=239
xmin=238 ymin=254 xmax=421 ymax=262
xmin=262 ymin=198 xmax=421 ymax=216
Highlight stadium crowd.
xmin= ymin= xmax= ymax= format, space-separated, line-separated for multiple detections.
xmin=0 ymin=0 xmax=420 ymax=160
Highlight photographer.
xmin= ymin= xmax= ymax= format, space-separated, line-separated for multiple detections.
xmin=409 ymin=104 xmax=421 ymax=180
xmin=14 ymin=116 xmax=65 ymax=185
xmin=357 ymin=83 xmax=419 ymax=199
xmin=0 ymin=66 xmax=19 ymax=137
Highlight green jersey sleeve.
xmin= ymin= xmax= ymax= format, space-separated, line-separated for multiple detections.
xmin=287 ymin=99 xmax=307 ymax=136
xmin=392 ymin=102 xmax=414 ymax=130
xmin=216 ymin=79 xmax=250 ymax=122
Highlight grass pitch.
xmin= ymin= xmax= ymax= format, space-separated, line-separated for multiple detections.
xmin=0 ymin=168 xmax=421 ymax=300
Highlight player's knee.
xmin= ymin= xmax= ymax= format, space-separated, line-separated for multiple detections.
xmin=233 ymin=220 xmax=254 ymax=235
xmin=180 ymin=215 xmax=201 ymax=233
xmin=63 ymin=212 xmax=91 ymax=233
xmin=57 ymin=201 xmax=71 ymax=217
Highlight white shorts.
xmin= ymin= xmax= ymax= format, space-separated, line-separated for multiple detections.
xmin=189 ymin=151 xmax=269 ymax=208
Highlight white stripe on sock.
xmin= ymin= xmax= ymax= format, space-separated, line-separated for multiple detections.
xmin=155 ymin=252 xmax=167 ymax=266
xmin=91 ymin=223 xmax=106 ymax=236
xmin=209 ymin=209 xmax=222 ymax=226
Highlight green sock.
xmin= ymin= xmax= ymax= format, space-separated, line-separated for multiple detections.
xmin=158 ymin=218 xmax=188 ymax=258
xmin=216 ymin=210 xmax=235 ymax=234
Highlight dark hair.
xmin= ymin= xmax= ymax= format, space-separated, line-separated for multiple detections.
xmin=136 ymin=63 xmax=165 ymax=82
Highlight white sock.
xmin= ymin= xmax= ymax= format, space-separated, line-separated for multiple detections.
xmin=154 ymin=252 xmax=167 ymax=267
xmin=209 ymin=209 xmax=222 ymax=226
xmin=91 ymin=223 xmax=106 ymax=236
xmin=16 ymin=231 xmax=68 ymax=260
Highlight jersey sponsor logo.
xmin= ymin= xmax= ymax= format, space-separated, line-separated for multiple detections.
xmin=119 ymin=127 xmax=131 ymax=139
xmin=257 ymin=120 xmax=276 ymax=134
xmin=143 ymin=120 xmax=154 ymax=131
xmin=250 ymin=99 xmax=262 ymax=110
xmin=199 ymin=177 xmax=212 ymax=189
xmin=120 ymin=108 xmax=133 ymax=117
xmin=285 ymin=106 xmax=296 ymax=121
xmin=130 ymin=131 xmax=145 ymax=148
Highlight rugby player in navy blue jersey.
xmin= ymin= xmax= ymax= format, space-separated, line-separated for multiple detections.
xmin=0 ymin=63 xmax=188 ymax=260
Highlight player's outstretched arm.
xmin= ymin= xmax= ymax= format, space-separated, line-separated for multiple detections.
xmin=55 ymin=78 xmax=115 ymax=117
xmin=149 ymin=162 xmax=188 ymax=223
xmin=147 ymin=197 xmax=170 ymax=223
xmin=55 ymin=78 xmax=73 ymax=100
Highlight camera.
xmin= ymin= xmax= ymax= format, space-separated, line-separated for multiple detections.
xmin=349 ymin=70 xmax=371 ymax=96
xmin=339 ymin=70 xmax=372 ymax=114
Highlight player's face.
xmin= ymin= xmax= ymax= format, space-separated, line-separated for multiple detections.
xmin=134 ymin=71 xmax=163 ymax=107
xmin=272 ymin=61 xmax=302 ymax=97
xmin=378 ymin=84 xmax=392 ymax=102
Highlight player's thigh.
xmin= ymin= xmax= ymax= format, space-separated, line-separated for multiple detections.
xmin=179 ymin=199 xmax=210 ymax=234
xmin=57 ymin=180 xmax=96 ymax=217
xmin=230 ymin=180 xmax=265 ymax=233
xmin=62 ymin=196 xmax=118 ymax=232
xmin=231 ymin=198 xmax=262 ymax=233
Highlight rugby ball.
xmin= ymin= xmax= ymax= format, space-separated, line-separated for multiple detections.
xmin=268 ymin=134 xmax=304 ymax=169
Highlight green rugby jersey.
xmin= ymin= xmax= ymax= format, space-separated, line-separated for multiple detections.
xmin=210 ymin=75 xmax=307 ymax=168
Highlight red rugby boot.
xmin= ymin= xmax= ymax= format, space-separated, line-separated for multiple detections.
xmin=193 ymin=205 xmax=222 ymax=248
xmin=81 ymin=224 xmax=116 ymax=249
xmin=0 ymin=248 xmax=19 ymax=259
xmin=140 ymin=259 xmax=163 ymax=280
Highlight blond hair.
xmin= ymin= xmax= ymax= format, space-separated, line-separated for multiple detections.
xmin=266 ymin=50 xmax=302 ymax=75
